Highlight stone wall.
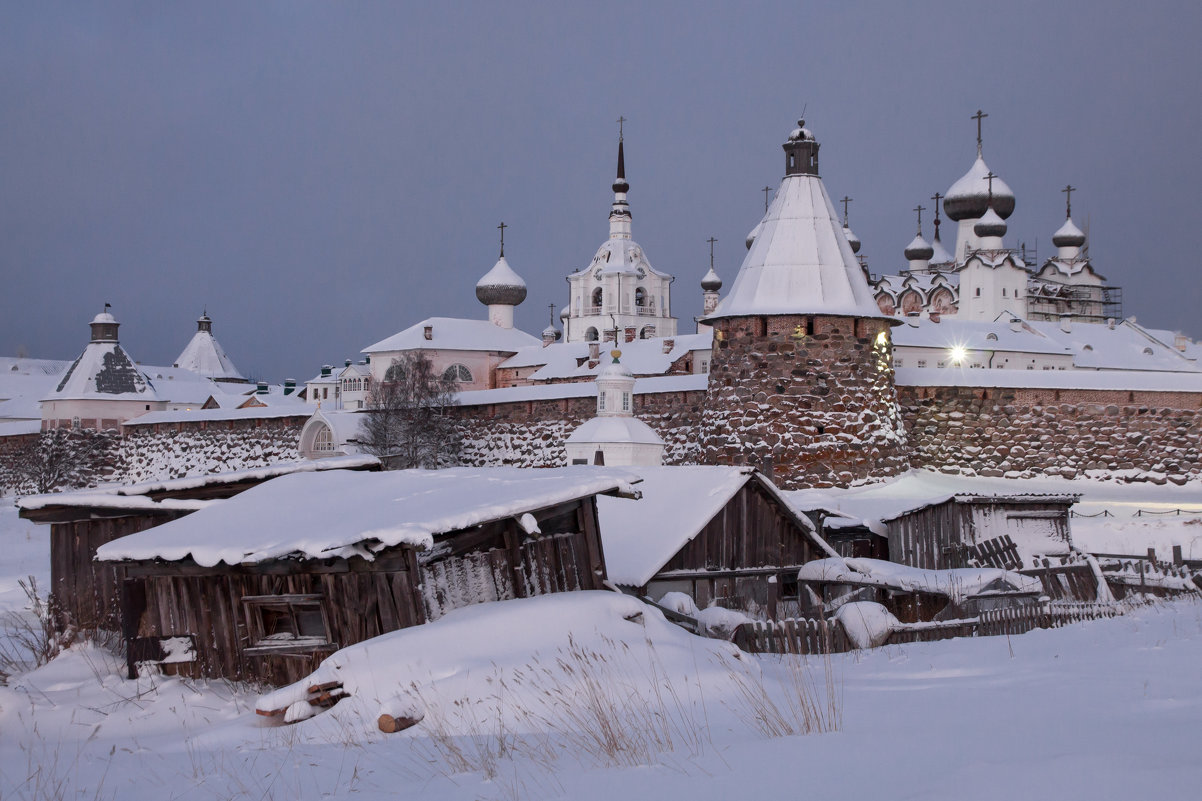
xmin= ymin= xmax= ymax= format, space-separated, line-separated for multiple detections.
xmin=898 ymin=385 xmax=1202 ymax=484
xmin=452 ymin=389 xmax=707 ymax=467
xmin=116 ymin=416 xmax=306 ymax=483
xmin=699 ymin=314 xmax=910 ymax=489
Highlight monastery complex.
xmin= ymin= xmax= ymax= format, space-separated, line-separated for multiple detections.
xmin=3 ymin=115 xmax=1201 ymax=491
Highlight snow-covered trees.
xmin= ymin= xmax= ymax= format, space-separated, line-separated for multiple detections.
xmin=4 ymin=429 xmax=116 ymax=495
xmin=359 ymin=353 xmax=462 ymax=468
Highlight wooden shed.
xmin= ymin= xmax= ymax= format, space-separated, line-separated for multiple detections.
xmin=17 ymin=456 xmax=381 ymax=631
xmin=598 ymin=466 xmax=837 ymax=619
xmin=883 ymin=493 xmax=1079 ymax=571
xmin=94 ymin=466 xmax=639 ymax=685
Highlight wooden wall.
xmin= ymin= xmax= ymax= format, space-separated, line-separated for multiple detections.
xmin=123 ymin=495 xmax=608 ymax=685
xmin=651 ymin=480 xmax=823 ymax=609
xmin=886 ymin=500 xmax=972 ymax=570
xmin=49 ymin=512 xmax=190 ymax=631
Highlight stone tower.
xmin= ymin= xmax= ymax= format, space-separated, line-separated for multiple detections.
xmin=698 ymin=121 xmax=909 ymax=489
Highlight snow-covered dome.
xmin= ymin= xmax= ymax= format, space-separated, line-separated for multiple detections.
xmin=475 ymin=256 xmax=528 ymax=307
xmin=701 ymin=266 xmax=722 ymax=292
xmin=745 ymin=220 xmax=762 ymax=250
xmin=904 ymin=234 xmax=934 ymax=261
xmin=90 ymin=311 xmax=117 ymax=325
xmin=973 ymin=206 xmax=1008 ymax=239
xmin=1052 ymin=217 xmax=1086 ymax=248
xmin=944 ymin=156 xmax=1015 ymax=221
xmin=559 ymin=305 xmax=569 ymax=321
xmin=842 ymin=225 xmax=861 ymax=254
xmin=566 ymin=415 xmax=664 ymax=447
xmin=541 ymin=323 xmax=561 ymax=341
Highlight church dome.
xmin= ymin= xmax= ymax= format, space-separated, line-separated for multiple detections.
xmin=701 ymin=266 xmax=722 ymax=292
xmin=475 ymin=256 xmax=528 ymax=307
xmin=904 ymin=234 xmax=934 ymax=261
xmin=91 ymin=311 xmax=118 ymax=325
xmin=843 ymin=225 xmax=861 ymax=254
xmin=944 ymin=156 xmax=1015 ymax=221
xmin=1052 ymin=217 xmax=1086 ymax=248
xmin=745 ymin=220 xmax=762 ymax=250
xmin=559 ymin=305 xmax=569 ymax=321
xmin=973 ymin=206 xmax=1008 ymax=239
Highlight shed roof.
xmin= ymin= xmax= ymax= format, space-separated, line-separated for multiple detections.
xmin=96 ymin=466 xmax=642 ymax=567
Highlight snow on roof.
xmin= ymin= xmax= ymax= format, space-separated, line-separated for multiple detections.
xmin=500 ymin=332 xmax=712 ymax=380
xmin=944 ymin=155 xmax=1015 ymax=219
xmin=566 ymin=415 xmax=663 ymax=446
xmin=96 ymin=466 xmax=642 ymax=566
xmin=895 ymin=365 xmax=1202 ymax=392
xmin=788 ymin=470 xmax=1082 ymax=538
xmin=576 ymin=235 xmax=670 ymax=280
xmin=796 ymin=557 xmax=1041 ymax=601
xmin=174 ymin=330 xmax=243 ymax=381
xmin=19 ymin=495 xmax=217 ymax=513
xmin=304 ymin=409 xmax=367 ymax=448
xmin=598 ymin=466 xmax=835 ymax=587
xmin=0 ymin=419 xmax=40 ymax=436
xmin=455 ymin=373 xmax=708 ymax=406
xmin=19 ymin=454 xmax=380 ymax=508
xmin=140 ymin=365 xmax=234 ymax=405
xmin=892 ymin=317 xmax=1070 ymax=356
xmin=362 ymin=317 xmax=540 ymax=355
xmin=710 ymin=173 xmax=888 ymax=320
xmin=1027 ymin=320 xmax=1200 ymax=372
xmin=123 ymin=405 xmax=311 ymax=426
xmin=44 ymin=342 xmax=159 ymax=402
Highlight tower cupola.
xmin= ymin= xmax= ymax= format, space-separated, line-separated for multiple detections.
xmin=783 ymin=119 xmax=820 ymax=176
xmin=89 ymin=304 xmax=119 ymax=343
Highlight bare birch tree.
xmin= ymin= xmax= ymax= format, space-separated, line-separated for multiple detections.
xmin=359 ymin=353 xmax=462 ymax=468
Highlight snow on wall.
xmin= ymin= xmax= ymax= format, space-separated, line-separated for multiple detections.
xmin=115 ymin=417 xmax=304 ymax=483
xmin=898 ymin=385 xmax=1202 ymax=483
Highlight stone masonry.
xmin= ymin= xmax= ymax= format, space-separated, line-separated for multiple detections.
xmin=898 ymin=385 xmax=1202 ymax=484
xmin=699 ymin=314 xmax=910 ymax=489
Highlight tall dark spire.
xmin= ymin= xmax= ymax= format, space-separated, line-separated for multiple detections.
xmin=613 ymin=119 xmax=629 ymax=194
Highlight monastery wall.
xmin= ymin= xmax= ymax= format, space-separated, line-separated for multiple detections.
xmin=897 ymin=385 xmax=1202 ymax=483
xmin=116 ymin=417 xmax=305 ymax=484
xmin=453 ymin=389 xmax=707 ymax=467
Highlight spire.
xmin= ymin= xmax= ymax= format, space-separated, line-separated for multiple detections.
xmin=840 ymin=195 xmax=861 ymax=254
xmin=973 ymin=171 xmax=1008 ymax=240
xmin=497 ymin=221 xmax=507 ymax=257
xmin=702 ymin=236 xmax=722 ymax=294
xmin=608 ymin=123 xmax=632 ymax=239
xmin=930 ymin=192 xmax=944 ymax=241
xmin=1062 ymin=184 xmax=1076 ymax=218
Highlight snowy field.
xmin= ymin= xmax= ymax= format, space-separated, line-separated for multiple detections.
xmin=2 ymin=474 xmax=1201 ymax=800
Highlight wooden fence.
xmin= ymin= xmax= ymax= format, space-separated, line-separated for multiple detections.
xmin=732 ymin=600 xmax=1132 ymax=655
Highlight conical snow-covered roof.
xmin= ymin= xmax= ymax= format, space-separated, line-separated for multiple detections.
xmin=945 ymin=156 xmax=1015 ymax=221
xmin=175 ymin=314 xmax=244 ymax=381
xmin=475 ymin=256 xmax=528 ymax=306
xmin=709 ymin=128 xmax=889 ymax=321
xmin=46 ymin=310 xmax=158 ymax=402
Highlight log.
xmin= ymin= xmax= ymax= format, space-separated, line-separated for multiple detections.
xmin=377 ymin=712 xmax=423 ymax=734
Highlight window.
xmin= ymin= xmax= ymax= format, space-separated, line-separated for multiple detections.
xmin=975 ymin=288 xmax=981 ymax=297
xmin=314 ymin=425 xmax=334 ymax=452
xmin=242 ymin=595 xmax=333 ymax=654
xmin=917 ymin=359 xmax=927 ymax=368
xmin=385 ymin=362 xmax=406 ymax=382
xmin=585 ymin=327 xmax=599 ymax=342
xmin=442 ymin=364 xmax=473 ymax=382
xmin=598 ymin=392 xmax=606 ymax=411
xmin=635 ymin=287 xmax=646 ymax=307
xmin=622 ymin=392 xmax=630 ymax=412
xmin=592 ymin=288 xmax=603 ymax=308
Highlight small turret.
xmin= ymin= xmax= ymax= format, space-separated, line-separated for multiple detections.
xmin=476 ymin=222 xmax=527 ymax=329
xmin=89 ymin=303 xmax=119 ymax=343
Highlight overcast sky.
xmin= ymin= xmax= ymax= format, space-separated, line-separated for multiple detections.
xmin=3 ymin=2 xmax=1200 ymax=381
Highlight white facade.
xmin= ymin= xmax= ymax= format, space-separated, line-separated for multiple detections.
xmin=563 ymin=138 xmax=677 ymax=343
xmin=565 ymin=351 xmax=664 ymax=467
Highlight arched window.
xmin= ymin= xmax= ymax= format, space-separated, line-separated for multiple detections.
xmin=442 ymin=364 xmax=473 ymax=382
xmin=591 ymin=288 xmax=603 ymax=310
xmin=639 ymin=325 xmax=656 ymax=339
xmin=635 ymin=287 xmax=646 ymax=307
xmin=585 ymin=327 xmax=599 ymax=342
xmin=385 ymin=362 xmax=406 ymax=382
xmin=314 ymin=425 xmax=334 ymax=452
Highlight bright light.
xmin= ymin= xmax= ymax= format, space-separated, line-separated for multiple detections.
xmin=875 ymin=330 xmax=889 ymax=347
xmin=948 ymin=345 xmax=968 ymax=365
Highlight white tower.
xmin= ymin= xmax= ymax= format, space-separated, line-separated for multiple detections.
xmin=564 ymin=128 xmax=677 ymax=344
xmin=565 ymin=349 xmax=664 ymax=466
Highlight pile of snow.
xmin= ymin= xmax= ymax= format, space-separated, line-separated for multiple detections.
xmin=797 ymin=556 xmax=1041 ymax=602
xmin=257 ymin=591 xmax=748 ymax=742
xmin=833 ymin=602 xmax=899 ymax=649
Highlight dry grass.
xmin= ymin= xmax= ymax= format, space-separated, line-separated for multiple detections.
xmin=0 ymin=577 xmax=75 ymax=684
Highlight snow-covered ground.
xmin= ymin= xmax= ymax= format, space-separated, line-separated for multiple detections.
xmin=2 ymin=480 xmax=1201 ymax=799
